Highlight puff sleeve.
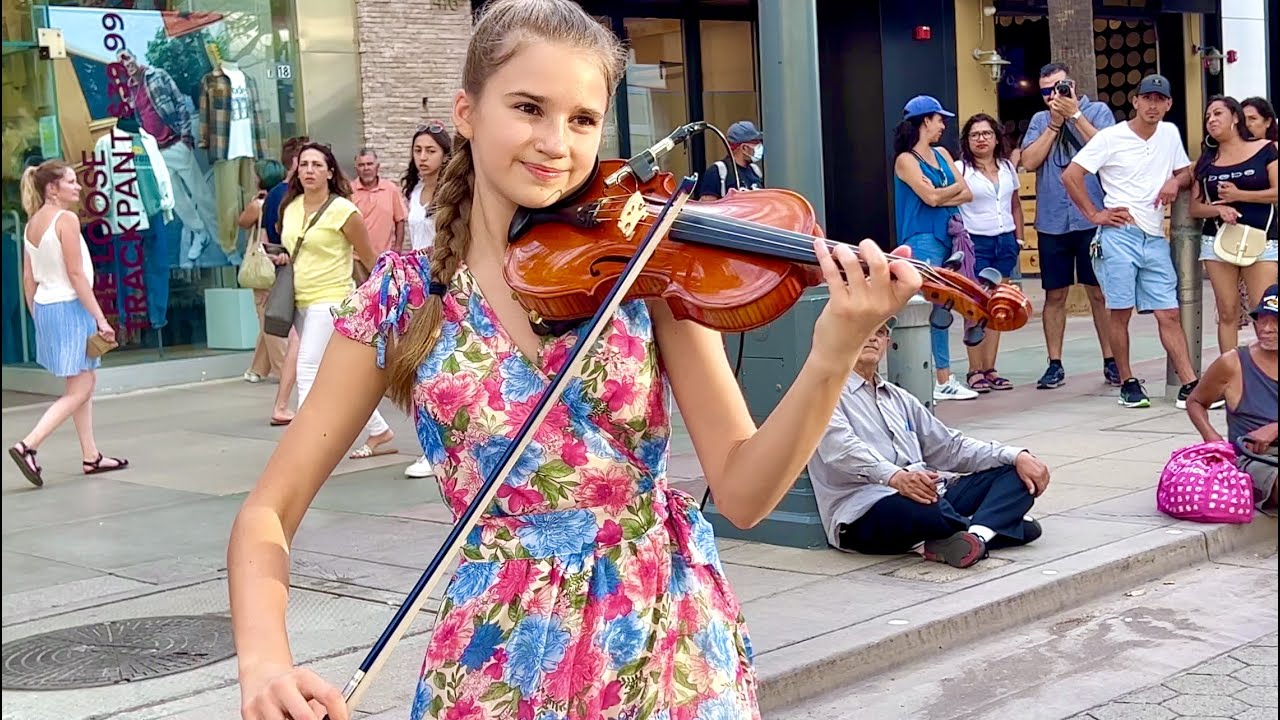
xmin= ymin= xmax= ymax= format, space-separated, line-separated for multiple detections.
xmin=331 ymin=250 xmax=431 ymax=368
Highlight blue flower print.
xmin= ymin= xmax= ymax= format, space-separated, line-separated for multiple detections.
xmin=694 ymin=620 xmax=735 ymax=675
xmin=500 ymin=355 xmax=543 ymax=403
xmin=695 ymin=690 xmax=738 ymax=720
xmin=589 ymin=555 xmax=621 ymax=599
xmin=584 ymin=431 xmax=624 ymax=462
xmin=599 ymin=611 xmax=646 ymax=669
xmin=468 ymin=293 xmax=497 ymax=338
xmin=537 ymin=712 xmax=567 ymax=720
xmin=668 ymin=555 xmax=694 ymax=598
xmin=686 ymin=507 xmax=722 ymax=570
xmin=421 ymin=322 xmax=458 ymax=377
xmin=447 ymin=561 xmax=499 ymax=605
xmin=561 ymin=378 xmax=595 ymax=436
xmin=417 ymin=412 xmax=447 ymax=465
xmin=636 ymin=436 xmax=668 ymax=478
xmin=503 ymin=615 xmax=571 ymax=695
xmin=460 ymin=621 xmax=504 ymax=671
xmin=516 ymin=509 xmax=598 ymax=560
xmin=742 ymin=629 xmax=754 ymax=663
xmin=410 ymin=673 xmax=433 ymax=720
xmin=475 ymin=437 xmax=544 ymax=487
xmin=619 ymin=299 xmax=652 ymax=337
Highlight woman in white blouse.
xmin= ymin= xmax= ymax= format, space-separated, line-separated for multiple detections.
xmin=957 ymin=113 xmax=1024 ymax=393
xmin=400 ymin=120 xmax=454 ymax=253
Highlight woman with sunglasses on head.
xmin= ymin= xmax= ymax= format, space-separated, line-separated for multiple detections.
xmin=401 ymin=121 xmax=455 ymax=479
xmin=227 ymin=1 xmax=919 ymax=718
xmin=402 ymin=120 xmax=454 ymax=253
xmin=271 ymin=142 xmax=398 ymax=459
xmin=956 ymin=113 xmax=1024 ymax=392
xmin=1189 ymin=96 xmax=1278 ymax=354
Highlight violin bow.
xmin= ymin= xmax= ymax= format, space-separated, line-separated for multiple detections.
xmin=322 ymin=176 xmax=698 ymax=718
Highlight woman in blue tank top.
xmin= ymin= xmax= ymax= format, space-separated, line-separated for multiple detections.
xmin=893 ymin=95 xmax=977 ymax=402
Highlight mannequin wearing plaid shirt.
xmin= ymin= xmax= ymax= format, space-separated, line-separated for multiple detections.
xmin=200 ymin=61 xmax=271 ymax=258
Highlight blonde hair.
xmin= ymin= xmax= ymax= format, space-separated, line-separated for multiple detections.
xmin=20 ymin=160 xmax=72 ymax=216
xmin=385 ymin=0 xmax=628 ymax=410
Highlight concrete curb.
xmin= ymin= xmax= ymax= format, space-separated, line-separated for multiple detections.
xmin=755 ymin=516 xmax=1277 ymax=714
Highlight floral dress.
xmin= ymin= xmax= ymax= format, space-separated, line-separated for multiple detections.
xmin=332 ymin=251 xmax=760 ymax=720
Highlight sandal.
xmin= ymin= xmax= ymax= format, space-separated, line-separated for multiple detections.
xmin=984 ymin=369 xmax=1013 ymax=391
xmin=349 ymin=443 xmax=398 ymax=460
xmin=83 ymin=453 xmax=129 ymax=475
xmin=8 ymin=442 xmax=43 ymax=487
xmin=966 ymin=370 xmax=992 ymax=393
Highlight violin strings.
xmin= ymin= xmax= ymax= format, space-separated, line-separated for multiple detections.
xmin=592 ymin=210 xmax=957 ymax=289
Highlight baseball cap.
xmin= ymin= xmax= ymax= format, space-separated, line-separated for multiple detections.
xmin=1249 ymin=284 xmax=1278 ymax=319
xmin=1136 ymin=74 xmax=1172 ymax=99
xmin=903 ymin=95 xmax=956 ymax=120
xmin=726 ymin=120 xmax=763 ymax=144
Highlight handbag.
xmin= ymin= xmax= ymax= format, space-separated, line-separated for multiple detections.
xmin=86 ymin=332 xmax=118 ymax=358
xmin=263 ymin=195 xmax=336 ymax=338
xmin=237 ymin=218 xmax=276 ymax=291
xmin=1213 ymin=220 xmax=1270 ymax=267
xmin=1157 ymin=440 xmax=1255 ymax=524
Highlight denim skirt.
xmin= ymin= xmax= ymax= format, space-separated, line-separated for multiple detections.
xmin=33 ymin=299 xmax=101 ymax=377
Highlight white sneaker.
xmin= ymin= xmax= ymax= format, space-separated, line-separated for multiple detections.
xmin=405 ymin=455 xmax=435 ymax=478
xmin=934 ymin=376 xmax=979 ymax=401
xmin=243 ymin=371 xmax=263 ymax=383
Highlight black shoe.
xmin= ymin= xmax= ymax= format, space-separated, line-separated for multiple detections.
xmin=922 ymin=531 xmax=988 ymax=568
xmin=1037 ymin=362 xmax=1066 ymax=389
xmin=1119 ymin=378 xmax=1150 ymax=408
xmin=1176 ymin=380 xmax=1225 ymax=410
xmin=1103 ymin=359 xmax=1121 ymax=386
xmin=987 ymin=517 xmax=1043 ymax=550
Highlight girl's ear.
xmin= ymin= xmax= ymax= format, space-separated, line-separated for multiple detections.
xmin=454 ymin=89 xmax=475 ymax=142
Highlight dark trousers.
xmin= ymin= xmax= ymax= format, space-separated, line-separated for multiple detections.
xmin=838 ymin=465 xmax=1036 ymax=554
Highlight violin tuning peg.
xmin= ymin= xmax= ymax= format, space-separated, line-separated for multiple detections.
xmin=929 ymin=305 xmax=955 ymax=330
xmin=977 ymin=267 xmax=1003 ymax=289
xmin=963 ymin=319 xmax=987 ymax=347
xmin=943 ymin=251 xmax=965 ymax=271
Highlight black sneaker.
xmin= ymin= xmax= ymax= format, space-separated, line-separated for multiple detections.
xmin=1176 ymin=380 xmax=1226 ymax=410
xmin=1036 ymin=362 xmax=1066 ymax=389
xmin=1103 ymin=359 xmax=1121 ymax=386
xmin=1119 ymin=378 xmax=1150 ymax=408
xmin=922 ymin=531 xmax=988 ymax=568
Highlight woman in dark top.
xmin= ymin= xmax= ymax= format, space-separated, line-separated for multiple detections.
xmin=1242 ymin=97 xmax=1278 ymax=144
xmin=1190 ymin=96 xmax=1278 ymax=354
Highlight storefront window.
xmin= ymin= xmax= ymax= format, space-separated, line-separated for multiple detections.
xmin=1 ymin=0 xmax=299 ymax=370
xmin=699 ymin=19 xmax=758 ymax=171
xmin=623 ymin=18 xmax=689 ymax=178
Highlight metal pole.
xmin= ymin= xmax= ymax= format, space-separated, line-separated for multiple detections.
xmin=887 ymin=295 xmax=936 ymax=412
xmin=1168 ymin=188 xmax=1203 ymax=396
xmin=757 ymin=0 xmax=826 ymax=226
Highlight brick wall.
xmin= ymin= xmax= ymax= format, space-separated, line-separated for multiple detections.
xmin=354 ymin=0 xmax=472 ymax=185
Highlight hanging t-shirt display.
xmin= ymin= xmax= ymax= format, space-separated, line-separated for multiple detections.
xmin=221 ymin=65 xmax=255 ymax=161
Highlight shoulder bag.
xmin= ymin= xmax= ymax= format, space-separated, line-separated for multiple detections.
xmin=1211 ymin=193 xmax=1272 ymax=267
xmin=237 ymin=213 xmax=276 ymax=291
xmin=263 ymin=195 xmax=336 ymax=337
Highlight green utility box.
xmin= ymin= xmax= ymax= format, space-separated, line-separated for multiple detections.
xmin=703 ymin=286 xmax=832 ymax=550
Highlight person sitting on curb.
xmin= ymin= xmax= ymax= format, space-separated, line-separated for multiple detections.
xmin=1186 ymin=284 xmax=1279 ymax=514
xmin=807 ymin=319 xmax=1052 ymax=569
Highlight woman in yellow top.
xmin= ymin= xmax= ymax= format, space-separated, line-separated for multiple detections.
xmin=274 ymin=143 xmax=398 ymax=458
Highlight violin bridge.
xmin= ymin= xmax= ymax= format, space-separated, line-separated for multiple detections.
xmin=616 ymin=193 xmax=647 ymax=239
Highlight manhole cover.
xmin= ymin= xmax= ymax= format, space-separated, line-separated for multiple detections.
xmin=2 ymin=614 xmax=235 ymax=690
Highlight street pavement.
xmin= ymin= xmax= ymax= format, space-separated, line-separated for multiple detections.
xmin=1 ymin=285 xmax=1275 ymax=719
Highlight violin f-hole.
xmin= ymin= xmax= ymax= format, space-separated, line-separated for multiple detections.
xmin=589 ymin=255 xmax=635 ymax=277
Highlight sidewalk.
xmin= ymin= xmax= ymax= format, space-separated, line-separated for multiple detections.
xmin=2 ymin=290 xmax=1275 ymax=720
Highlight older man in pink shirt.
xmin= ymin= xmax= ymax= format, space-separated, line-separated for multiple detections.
xmin=351 ymin=148 xmax=407 ymax=280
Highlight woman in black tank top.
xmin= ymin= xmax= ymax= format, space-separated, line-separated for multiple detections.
xmin=1190 ymin=96 xmax=1279 ymax=354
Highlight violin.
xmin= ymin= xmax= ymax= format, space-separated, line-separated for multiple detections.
xmin=506 ymin=158 xmax=1033 ymax=340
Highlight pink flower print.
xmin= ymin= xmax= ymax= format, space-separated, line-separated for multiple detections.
xmin=443 ymin=293 xmax=466 ymax=323
xmin=600 ymin=588 xmax=633 ymax=620
xmin=542 ymin=340 xmax=570 ymax=376
xmin=497 ymin=483 xmax=545 ymax=513
xmin=425 ymin=372 xmax=482 ymax=421
xmin=601 ymin=379 xmax=637 ymax=413
xmin=443 ymin=697 xmax=486 ymax=720
xmin=517 ymin=698 xmax=535 ymax=720
xmin=492 ymin=559 xmax=539 ymax=604
xmin=595 ymin=519 xmax=622 ymax=545
xmin=545 ymin=634 xmax=606 ymax=702
xmin=609 ymin=331 xmax=646 ymax=360
xmin=483 ymin=648 xmax=508 ymax=680
xmin=561 ymin=438 xmax=589 ymax=468
xmin=424 ymin=611 xmax=474 ymax=670
xmin=482 ymin=373 xmax=505 ymax=410
xmin=577 ymin=466 xmax=634 ymax=515
xmin=623 ymin=543 xmax=666 ymax=606
xmin=524 ymin=584 xmax=555 ymax=616
xmin=601 ymin=680 xmax=623 ymax=709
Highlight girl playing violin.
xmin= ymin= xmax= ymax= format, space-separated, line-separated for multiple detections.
xmin=227 ymin=1 xmax=921 ymax=718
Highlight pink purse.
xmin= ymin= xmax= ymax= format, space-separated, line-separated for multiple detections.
xmin=1157 ymin=440 xmax=1255 ymax=523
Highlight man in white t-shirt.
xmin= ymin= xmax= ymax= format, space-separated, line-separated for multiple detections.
xmin=1062 ymin=74 xmax=1200 ymax=410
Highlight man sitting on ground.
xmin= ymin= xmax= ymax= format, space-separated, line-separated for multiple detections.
xmin=1186 ymin=284 xmax=1279 ymax=513
xmin=807 ymin=320 xmax=1052 ymax=568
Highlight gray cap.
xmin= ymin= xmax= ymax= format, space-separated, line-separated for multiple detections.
xmin=1136 ymin=74 xmax=1172 ymax=99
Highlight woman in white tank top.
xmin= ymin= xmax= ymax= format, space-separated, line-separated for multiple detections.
xmin=7 ymin=160 xmax=129 ymax=488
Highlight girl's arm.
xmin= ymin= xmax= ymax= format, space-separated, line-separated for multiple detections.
xmin=227 ymin=336 xmax=382 ymax=719
xmin=22 ymin=245 xmax=35 ymax=315
xmin=1010 ymin=176 xmax=1025 ymax=244
xmin=1218 ymin=159 xmax=1278 ymax=204
xmin=652 ymin=240 xmax=920 ymax=529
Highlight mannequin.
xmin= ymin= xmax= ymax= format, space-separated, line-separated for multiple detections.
xmin=199 ymin=42 xmax=269 ymax=260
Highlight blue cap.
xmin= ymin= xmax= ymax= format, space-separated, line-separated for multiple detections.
xmin=1250 ymin=284 xmax=1278 ymax=319
xmin=1136 ymin=74 xmax=1172 ymax=99
xmin=726 ymin=120 xmax=763 ymax=144
xmin=903 ymin=95 xmax=956 ymax=120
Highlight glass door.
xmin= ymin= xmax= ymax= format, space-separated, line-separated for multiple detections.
xmin=622 ymin=18 xmax=690 ymax=178
xmin=2 ymin=33 xmax=60 ymax=365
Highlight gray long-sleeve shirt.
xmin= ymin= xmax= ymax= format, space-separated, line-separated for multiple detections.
xmin=806 ymin=371 xmax=1025 ymax=548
